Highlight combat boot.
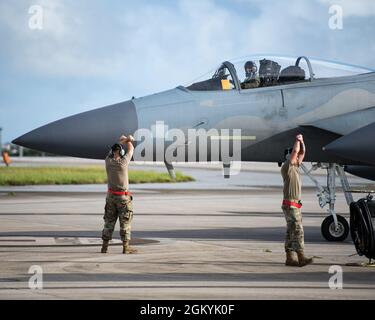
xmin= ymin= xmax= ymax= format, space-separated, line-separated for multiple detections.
xmin=122 ymin=240 xmax=137 ymax=254
xmin=285 ymin=250 xmax=299 ymax=266
xmin=297 ymin=250 xmax=313 ymax=267
xmin=101 ymin=240 xmax=109 ymax=253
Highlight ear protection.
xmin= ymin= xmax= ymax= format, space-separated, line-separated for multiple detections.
xmin=110 ymin=143 xmax=125 ymax=158
xmin=119 ymin=145 xmax=125 ymax=157
xmin=284 ymin=148 xmax=293 ymax=160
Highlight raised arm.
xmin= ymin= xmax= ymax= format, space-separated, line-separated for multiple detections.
xmin=289 ymin=137 xmax=301 ymax=166
xmin=125 ymin=135 xmax=134 ymax=155
xmin=119 ymin=135 xmax=134 ymax=155
xmin=296 ymin=134 xmax=306 ymax=165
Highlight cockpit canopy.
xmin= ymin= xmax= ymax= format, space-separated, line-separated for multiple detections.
xmin=186 ymin=55 xmax=374 ymax=91
xmin=186 ymin=62 xmax=237 ymax=91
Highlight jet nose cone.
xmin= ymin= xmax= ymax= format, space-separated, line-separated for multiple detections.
xmin=12 ymin=100 xmax=138 ymax=159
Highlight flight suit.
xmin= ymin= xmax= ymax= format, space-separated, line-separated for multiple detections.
xmin=280 ymin=159 xmax=304 ymax=252
xmin=241 ymin=76 xmax=260 ymax=89
xmin=102 ymin=149 xmax=134 ymax=242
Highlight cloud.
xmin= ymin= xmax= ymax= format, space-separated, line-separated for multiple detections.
xmin=1 ymin=0 xmax=374 ymax=85
xmin=0 ymin=0 xmax=374 ymax=143
xmin=116 ymin=0 xmax=248 ymax=92
xmin=0 ymin=0 xmax=124 ymax=77
xmin=239 ymin=0 xmax=375 ymax=69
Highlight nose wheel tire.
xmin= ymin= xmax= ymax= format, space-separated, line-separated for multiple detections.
xmin=321 ymin=215 xmax=349 ymax=241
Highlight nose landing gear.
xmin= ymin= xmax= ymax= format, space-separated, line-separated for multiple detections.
xmin=321 ymin=214 xmax=349 ymax=241
xmin=300 ymin=163 xmax=352 ymax=241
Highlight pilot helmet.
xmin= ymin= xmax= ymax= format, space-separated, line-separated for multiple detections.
xmin=244 ymin=61 xmax=257 ymax=75
xmin=216 ymin=66 xmax=227 ymax=77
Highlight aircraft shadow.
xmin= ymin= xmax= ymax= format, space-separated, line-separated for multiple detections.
xmin=0 ymin=226 xmax=353 ymax=244
xmin=1 ymin=271 xmax=373 ymax=285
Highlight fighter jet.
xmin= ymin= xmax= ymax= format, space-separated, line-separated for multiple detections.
xmin=13 ymin=55 xmax=375 ymax=242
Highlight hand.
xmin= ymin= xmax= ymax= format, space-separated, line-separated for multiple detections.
xmin=296 ymin=134 xmax=303 ymax=143
xmin=127 ymin=135 xmax=135 ymax=142
xmin=119 ymin=135 xmax=128 ymax=144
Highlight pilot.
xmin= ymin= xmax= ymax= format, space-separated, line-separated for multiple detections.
xmin=101 ymin=135 xmax=137 ymax=254
xmin=241 ymin=61 xmax=260 ymax=89
xmin=216 ymin=66 xmax=227 ymax=79
xmin=281 ymin=134 xmax=313 ymax=267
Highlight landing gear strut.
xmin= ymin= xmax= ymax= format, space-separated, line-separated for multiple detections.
xmin=300 ymin=163 xmax=352 ymax=241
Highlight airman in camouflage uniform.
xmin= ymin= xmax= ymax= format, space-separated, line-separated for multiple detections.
xmin=101 ymin=135 xmax=137 ymax=254
xmin=281 ymin=134 xmax=313 ymax=267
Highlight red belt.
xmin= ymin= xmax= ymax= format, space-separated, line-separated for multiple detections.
xmin=282 ymin=199 xmax=302 ymax=208
xmin=108 ymin=188 xmax=132 ymax=196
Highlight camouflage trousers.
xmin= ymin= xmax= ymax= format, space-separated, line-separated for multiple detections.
xmin=282 ymin=205 xmax=304 ymax=252
xmin=102 ymin=193 xmax=133 ymax=242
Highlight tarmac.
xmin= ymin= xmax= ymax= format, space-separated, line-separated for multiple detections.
xmin=0 ymin=158 xmax=374 ymax=300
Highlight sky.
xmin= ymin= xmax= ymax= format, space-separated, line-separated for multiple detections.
xmin=0 ymin=0 xmax=374 ymax=143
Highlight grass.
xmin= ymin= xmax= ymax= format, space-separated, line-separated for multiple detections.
xmin=0 ymin=166 xmax=194 ymax=186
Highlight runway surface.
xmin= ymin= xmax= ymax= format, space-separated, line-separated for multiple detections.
xmin=0 ymin=158 xmax=374 ymax=299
